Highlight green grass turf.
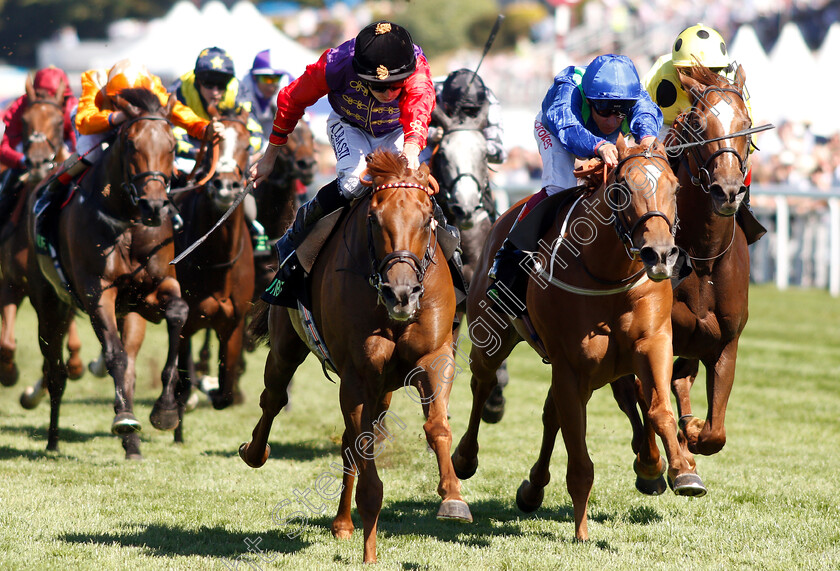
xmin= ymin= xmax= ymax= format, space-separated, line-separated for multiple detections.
xmin=0 ymin=284 xmax=838 ymax=569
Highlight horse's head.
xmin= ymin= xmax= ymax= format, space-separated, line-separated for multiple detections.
xmin=430 ymin=105 xmax=490 ymax=230
xmin=112 ymin=88 xmax=177 ymax=227
xmin=610 ymin=137 xmax=680 ymax=281
xmin=675 ymin=64 xmax=751 ymax=216
xmin=21 ymin=74 xmax=66 ymax=182
xmin=363 ymin=149 xmax=438 ymax=321
xmin=205 ymin=107 xmax=250 ymax=210
xmin=271 ymin=122 xmax=317 ymax=186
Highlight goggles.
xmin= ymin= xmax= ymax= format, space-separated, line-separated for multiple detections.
xmin=589 ymin=99 xmax=634 ymax=119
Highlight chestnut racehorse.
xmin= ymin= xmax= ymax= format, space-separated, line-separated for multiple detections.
xmin=25 ymin=88 xmax=188 ymax=459
xmin=0 ymin=76 xmax=83 ymax=391
xmin=174 ymin=106 xmax=254 ymax=437
xmin=611 ymin=64 xmax=754 ymax=494
xmin=240 ymin=150 xmax=471 ymax=563
xmin=452 ymin=138 xmax=705 ymax=542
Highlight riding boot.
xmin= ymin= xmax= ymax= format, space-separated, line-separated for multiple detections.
xmin=736 ymin=186 xmax=767 ymax=245
xmin=262 ymin=179 xmax=348 ymax=306
xmin=433 ymin=201 xmax=460 ymax=259
xmin=41 ymin=154 xmax=87 ymax=199
xmin=486 ymin=239 xmax=528 ymax=317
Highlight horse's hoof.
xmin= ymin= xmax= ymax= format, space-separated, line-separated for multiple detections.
xmin=88 ymin=355 xmax=108 ymax=378
xmin=451 ymin=451 xmax=478 ymax=480
xmin=184 ymin=392 xmax=200 ymax=413
xmin=239 ymin=442 xmax=270 ymax=468
xmin=516 ymin=479 xmax=544 ymax=513
xmin=198 ymin=375 xmax=219 ymax=393
xmin=125 ymin=453 xmax=144 ymax=461
xmin=149 ymin=404 xmax=180 ymax=431
xmin=633 ymin=457 xmax=668 ymax=496
xmin=332 ymin=527 xmax=353 ymax=540
xmin=208 ymin=389 xmax=233 ymax=410
xmin=436 ymin=499 xmax=473 ymax=523
xmin=19 ymin=382 xmax=47 ymax=410
xmin=669 ymin=473 xmax=707 ymax=497
xmin=0 ymin=363 xmax=19 ymax=387
xmin=481 ymin=388 xmax=506 ymax=424
xmin=111 ymin=412 xmax=142 ymax=435
xmin=66 ymin=360 xmax=84 ymax=381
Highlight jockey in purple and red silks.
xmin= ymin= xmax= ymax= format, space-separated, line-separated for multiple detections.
xmin=250 ymin=20 xmax=464 ymax=308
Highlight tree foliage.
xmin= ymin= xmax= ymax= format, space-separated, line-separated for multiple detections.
xmin=394 ymin=0 xmax=499 ymax=58
xmin=0 ymin=0 xmax=171 ymax=66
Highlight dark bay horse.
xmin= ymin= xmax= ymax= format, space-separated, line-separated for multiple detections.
xmin=452 ymin=138 xmax=705 ymax=541
xmin=25 ymin=88 xmax=189 ymax=459
xmin=0 ymin=77 xmax=83 ymax=390
xmin=174 ymin=106 xmax=254 ymax=435
xmin=252 ymin=122 xmax=317 ymax=294
xmin=240 ymin=150 xmax=471 ymax=563
xmin=611 ymin=65 xmax=754 ymax=493
xmin=429 ymin=105 xmax=510 ymax=421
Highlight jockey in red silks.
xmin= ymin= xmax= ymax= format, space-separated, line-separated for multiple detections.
xmin=487 ymin=54 xmax=663 ymax=317
xmin=250 ymin=20 xmax=464 ymax=308
xmin=0 ymin=66 xmax=78 ymax=221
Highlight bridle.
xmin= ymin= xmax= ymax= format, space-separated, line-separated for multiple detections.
xmin=366 ymin=181 xmax=437 ymax=301
xmin=672 ymin=85 xmax=750 ymax=194
xmin=23 ymin=99 xmax=64 ymax=171
xmin=118 ymin=115 xmax=173 ymax=207
xmin=432 ymin=125 xmax=493 ymax=219
xmin=607 ymin=148 xmax=677 ymax=258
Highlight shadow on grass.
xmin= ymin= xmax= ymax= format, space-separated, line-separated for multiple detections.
xmin=61 ymin=523 xmax=311 ymax=560
xmin=203 ymin=439 xmax=338 ymax=462
xmin=0 ymin=424 xmax=114 ymax=443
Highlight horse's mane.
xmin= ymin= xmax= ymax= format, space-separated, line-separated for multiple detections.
xmin=116 ymin=88 xmax=163 ymax=114
xmin=365 ymin=149 xmax=421 ymax=184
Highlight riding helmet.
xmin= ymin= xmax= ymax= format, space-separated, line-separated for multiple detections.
xmin=672 ymin=24 xmax=730 ymax=70
xmin=441 ymin=69 xmax=488 ymax=115
xmin=194 ymin=47 xmax=236 ymax=84
xmin=105 ymin=59 xmax=154 ymax=98
xmin=352 ymin=21 xmax=416 ymax=83
xmin=581 ymin=54 xmax=642 ymax=101
xmin=250 ymin=49 xmax=290 ymax=77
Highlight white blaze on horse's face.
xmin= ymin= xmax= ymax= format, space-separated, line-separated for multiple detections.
xmin=216 ymin=126 xmax=239 ymax=174
xmin=438 ymin=130 xmax=489 ymax=230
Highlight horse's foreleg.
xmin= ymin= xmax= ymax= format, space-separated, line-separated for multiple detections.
xmin=240 ymin=307 xmax=307 ymax=468
xmin=414 ymin=351 xmax=472 ymax=523
xmin=65 ymin=318 xmax=84 ymax=380
xmin=338 ymin=381 xmax=381 ymax=564
xmin=451 ymin=327 xmax=517 ymax=481
xmin=174 ymin=336 xmax=193 ymax=444
xmin=149 ymin=278 xmax=188 ymax=432
xmin=694 ymin=340 xmax=739 ymax=455
xmin=116 ymin=313 xmax=146 ymax=459
xmin=196 ymin=328 xmax=212 ymax=377
xmin=331 ymin=429 xmax=356 ymax=541
xmin=0 ymin=296 xmax=20 ymax=387
xmin=611 ymin=374 xmax=666 ymax=495
xmin=38 ymin=309 xmax=73 ymax=452
xmin=635 ymin=342 xmax=705 ymax=497
xmin=209 ymin=322 xmax=245 ymax=410
xmin=517 ymin=385 xmax=562 ymax=516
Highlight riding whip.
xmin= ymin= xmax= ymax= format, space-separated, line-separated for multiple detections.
xmin=455 ymin=14 xmax=504 ymax=117
xmin=170 ymin=181 xmax=252 ymax=265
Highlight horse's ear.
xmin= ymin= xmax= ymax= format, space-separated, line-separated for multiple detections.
xmin=616 ymin=133 xmax=627 ymax=156
xmin=733 ymin=63 xmax=747 ymax=91
xmin=677 ymin=69 xmax=703 ymax=102
xmin=112 ymin=94 xmax=141 ymax=119
xmin=25 ymin=74 xmax=36 ymax=102
xmin=207 ymin=103 xmax=220 ymax=121
xmin=237 ymin=105 xmax=249 ymax=124
xmin=431 ymin=105 xmax=454 ymax=133
xmin=53 ymin=76 xmax=66 ymax=105
xmin=164 ymin=93 xmax=177 ymax=118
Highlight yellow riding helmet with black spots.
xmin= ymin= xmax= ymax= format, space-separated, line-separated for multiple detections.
xmin=672 ymin=24 xmax=730 ymax=70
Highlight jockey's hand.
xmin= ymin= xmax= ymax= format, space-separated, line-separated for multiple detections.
xmin=204 ymin=120 xmax=225 ymax=143
xmin=109 ymin=111 xmax=128 ymax=126
xmin=640 ymin=135 xmax=656 ymax=148
xmin=249 ymin=143 xmax=281 ymax=189
xmin=596 ymin=142 xmax=619 ymax=168
xmin=402 ymin=142 xmax=421 ymax=170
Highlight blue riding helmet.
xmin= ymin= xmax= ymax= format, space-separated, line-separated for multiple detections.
xmin=195 ymin=47 xmax=236 ymax=81
xmin=581 ymin=54 xmax=642 ymax=101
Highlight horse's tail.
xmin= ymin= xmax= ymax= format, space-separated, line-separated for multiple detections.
xmin=247 ymin=300 xmax=271 ymax=346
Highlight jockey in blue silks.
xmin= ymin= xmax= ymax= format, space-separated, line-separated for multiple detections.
xmin=487 ymin=54 xmax=663 ymax=317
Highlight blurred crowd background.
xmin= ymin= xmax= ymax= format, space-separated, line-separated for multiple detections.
xmin=1 ymin=0 xmax=838 ymax=289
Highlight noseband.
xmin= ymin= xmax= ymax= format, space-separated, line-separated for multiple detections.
xmin=675 ymin=86 xmax=749 ymax=193
xmin=608 ymin=148 xmax=677 ymax=258
xmin=119 ymin=115 xmax=172 ymax=206
xmin=366 ymin=182 xmax=436 ymax=300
